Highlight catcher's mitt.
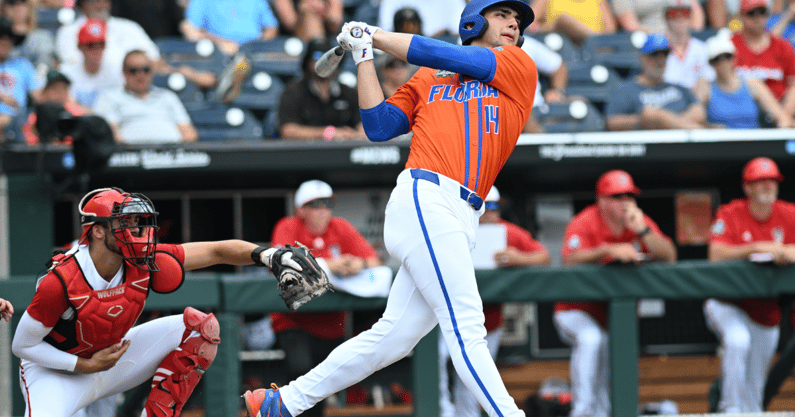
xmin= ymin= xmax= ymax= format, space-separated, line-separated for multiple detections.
xmin=269 ymin=242 xmax=332 ymax=311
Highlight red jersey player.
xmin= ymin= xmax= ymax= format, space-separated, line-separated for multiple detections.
xmin=705 ymin=157 xmax=795 ymax=412
xmin=11 ymin=188 xmax=312 ymax=417
xmin=555 ymin=170 xmax=676 ymax=417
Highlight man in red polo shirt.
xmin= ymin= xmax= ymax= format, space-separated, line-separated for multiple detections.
xmin=706 ymin=157 xmax=795 ymax=412
xmin=270 ymin=179 xmax=384 ymax=417
xmin=439 ymin=186 xmax=550 ymax=417
xmin=732 ymin=0 xmax=795 ymax=114
xmin=555 ymin=170 xmax=677 ymax=417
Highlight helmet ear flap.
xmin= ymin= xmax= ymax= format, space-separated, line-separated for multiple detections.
xmin=460 ymin=14 xmax=489 ymax=45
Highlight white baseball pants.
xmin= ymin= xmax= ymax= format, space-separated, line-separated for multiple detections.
xmin=554 ymin=309 xmax=610 ymax=417
xmin=704 ymin=298 xmax=779 ymax=413
xmin=280 ymin=169 xmax=524 ymax=417
xmin=20 ymin=315 xmax=186 ymax=417
xmin=440 ymin=328 xmax=504 ymax=417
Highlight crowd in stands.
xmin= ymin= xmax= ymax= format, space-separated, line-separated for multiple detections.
xmin=0 ymin=0 xmax=793 ymax=142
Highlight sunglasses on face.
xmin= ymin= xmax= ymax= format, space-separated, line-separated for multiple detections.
xmin=81 ymin=42 xmax=105 ymax=50
xmin=606 ymin=193 xmax=635 ymax=200
xmin=648 ymin=50 xmax=670 ymax=59
xmin=745 ymin=7 xmax=768 ymax=17
xmin=124 ymin=66 xmax=152 ymax=75
xmin=666 ymin=8 xmax=691 ymax=19
xmin=709 ymin=53 xmax=734 ymax=64
xmin=5 ymin=0 xmax=28 ymax=5
xmin=303 ymin=198 xmax=334 ymax=209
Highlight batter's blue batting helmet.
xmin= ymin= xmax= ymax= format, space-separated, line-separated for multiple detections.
xmin=459 ymin=0 xmax=534 ymax=46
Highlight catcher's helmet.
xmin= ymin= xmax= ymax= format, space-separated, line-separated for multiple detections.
xmin=79 ymin=187 xmax=159 ymax=271
xmin=459 ymin=0 xmax=534 ymax=46
xmin=743 ymin=157 xmax=784 ymax=183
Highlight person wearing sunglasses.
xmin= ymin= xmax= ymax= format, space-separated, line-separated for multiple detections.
xmin=663 ymin=0 xmax=716 ymax=89
xmin=695 ymin=34 xmax=793 ymax=128
xmin=606 ymin=33 xmax=708 ymax=131
xmin=439 ymin=186 xmax=550 ymax=417
xmin=92 ymin=49 xmax=197 ymax=143
xmin=59 ymin=18 xmax=123 ymax=108
xmin=269 ymin=179 xmax=390 ymax=417
xmin=731 ymin=0 xmax=795 ymax=116
xmin=555 ymin=170 xmax=676 ymax=417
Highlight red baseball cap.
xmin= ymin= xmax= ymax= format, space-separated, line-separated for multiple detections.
xmin=742 ymin=157 xmax=783 ymax=183
xmin=596 ymin=170 xmax=641 ymax=197
xmin=78 ymin=18 xmax=106 ymax=45
xmin=740 ymin=0 xmax=769 ymax=13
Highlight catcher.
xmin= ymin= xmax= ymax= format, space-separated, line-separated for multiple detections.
xmin=12 ymin=187 xmax=329 ymax=417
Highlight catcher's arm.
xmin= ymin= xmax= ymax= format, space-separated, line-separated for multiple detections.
xmin=251 ymin=242 xmax=333 ymax=311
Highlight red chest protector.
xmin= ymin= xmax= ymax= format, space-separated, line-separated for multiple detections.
xmin=44 ymin=253 xmax=150 ymax=358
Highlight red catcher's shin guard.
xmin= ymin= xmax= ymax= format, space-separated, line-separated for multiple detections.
xmin=143 ymin=307 xmax=221 ymax=417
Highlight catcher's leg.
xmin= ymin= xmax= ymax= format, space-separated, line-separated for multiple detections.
xmin=143 ymin=307 xmax=221 ymax=417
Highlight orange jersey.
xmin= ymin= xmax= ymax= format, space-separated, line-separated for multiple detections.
xmin=386 ymin=45 xmax=537 ymax=198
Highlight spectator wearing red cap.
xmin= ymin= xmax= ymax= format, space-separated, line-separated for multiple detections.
xmin=58 ymin=18 xmax=123 ymax=108
xmin=731 ymin=0 xmax=795 ymax=116
xmin=555 ymin=170 xmax=676 ymax=417
xmin=705 ymin=156 xmax=795 ymax=412
xmin=663 ymin=0 xmax=716 ymax=89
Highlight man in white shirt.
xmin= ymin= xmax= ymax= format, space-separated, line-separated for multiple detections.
xmin=521 ymin=36 xmax=570 ymax=133
xmin=59 ymin=18 xmax=124 ymax=108
xmin=664 ymin=0 xmax=715 ymax=88
xmin=93 ymin=50 xmax=197 ymax=144
xmin=55 ymin=0 xmax=160 ymax=68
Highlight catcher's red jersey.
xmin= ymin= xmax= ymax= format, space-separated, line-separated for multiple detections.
xmin=387 ymin=45 xmax=537 ymax=198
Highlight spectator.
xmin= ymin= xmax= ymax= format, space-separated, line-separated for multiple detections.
xmin=55 ymin=0 xmax=160 ymax=68
xmin=606 ymin=34 xmax=708 ymax=130
xmin=59 ymin=18 xmax=123 ymax=108
xmin=270 ymin=0 xmax=344 ymax=41
xmin=270 ymin=179 xmax=390 ymax=417
xmin=705 ymin=157 xmax=795 ymax=412
xmin=708 ymin=0 xmax=783 ymax=29
xmin=393 ymin=7 xmax=423 ymax=35
xmin=520 ymin=35 xmax=569 ymax=133
xmin=2 ymin=0 xmax=56 ymax=72
xmin=664 ymin=0 xmax=715 ymax=89
xmin=378 ymin=0 xmax=466 ymax=37
xmin=278 ymin=37 xmax=365 ymax=141
xmin=439 ymin=186 xmax=550 ymax=417
xmin=695 ymin=34 xmax=793 ymax=128
xmin=529 ymin=0 xmax=618 ymax=45
xmin=732 ymin=0 xmax=795 ymax=115
xmin=612 ymin=0 xmax=705 ymax=34
xmin=0 ymin=16 xmax=41 ymax=141
xmin=182 ymin=0 xmax=279 ymax=56
xmin=92 ymin=49 xmax=197 ymax=143
xmin=111 ymin=0 xmax=185 ymax=40
xmin=768 ymin=0 xmax=795 ymax=45
xmin=0 ymin=296 xmax=12 ymax=322
xmin=23 ymin=70 xmax=89 ymax=144
xmin=556 ymin=169 xmax=676 ymax=417
xmin=376 ymin=52 xmax=412 ymax=98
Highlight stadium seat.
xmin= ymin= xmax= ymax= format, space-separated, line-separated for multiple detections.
xmin=433 ymin=33 xmax=461 ymax=45
xmin=37 ymin=7 xmax=62 ymax=33
xmin=580 ymin=32 xmax=643 ymax=76
xmin=229 ymin=68 xmax=285 ymax=111
xmin=534 ymin=100 xmax=605 ymax=133
xmin=565 ymin=64 xmax=622 ymax=113
xmin=152 ymin=73 xmax=206 ymax=111
xmin=528 ymin=32 xmax=580 ymax=67
xmin=238 ymin=37 xmax=305 ymax=79
xmin=156 ymin=37 xmax=228 ymax=74
xmin=691 ymin=28 xmax=720 ymax=42
xmin=189 ymin=105 xmax=264 ymax=141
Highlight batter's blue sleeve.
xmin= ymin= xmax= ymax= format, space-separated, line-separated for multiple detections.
xmin=406 ymin=36 xmax=496 ymax=82
xmin=360 ymin=102 xmax=410 ymax=142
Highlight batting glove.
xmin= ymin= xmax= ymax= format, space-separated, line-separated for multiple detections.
xmin=337 ymin=21 xmax=379 ymax=65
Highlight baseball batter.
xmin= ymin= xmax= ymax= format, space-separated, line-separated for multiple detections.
xmin=555 ymin=170 xmax=676 ymax=417
xmin=11 ymin=188 xmax=321 ymax=417
xmin=244 ymin=1 xmax=538 ymax=416
xmin=706 ymin=157 xmax=795 ymax=412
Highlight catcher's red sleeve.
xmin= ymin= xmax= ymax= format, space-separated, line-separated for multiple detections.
xmin=151 ymin=244 xmax=185 ymax=293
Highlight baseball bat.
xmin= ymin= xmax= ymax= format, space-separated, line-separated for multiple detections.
xmin=314 ymin=46 xmax=344 ymax=78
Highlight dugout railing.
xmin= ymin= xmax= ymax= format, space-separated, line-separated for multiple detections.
xmin=3 ymin=261 xmax=795 ymax=417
